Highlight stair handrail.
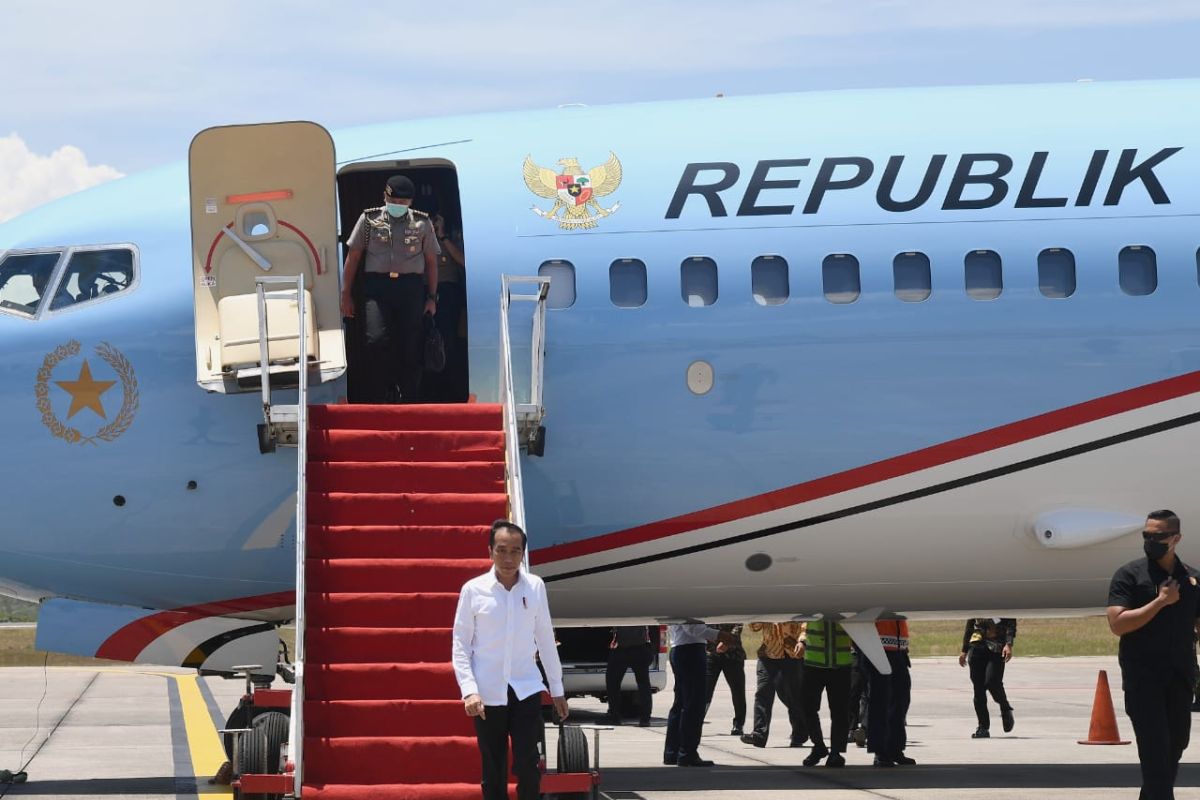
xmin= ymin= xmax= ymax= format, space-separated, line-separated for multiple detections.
xmin=252 ymin=274 xmax=309 ymax=795
xmin=499 ymin=275 xmax=550 ymax=570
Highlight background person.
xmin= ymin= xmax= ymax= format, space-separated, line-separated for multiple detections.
xmin=741 ymin=621 xmax=807 ymax=748
xmin=959 ymin=618 xmax=1016 ymax=738
xmin=864 ymin=619 xmax=915 ymax=767
xmin=705 ymin=623 xmax=747 ymax=736
xmin=451 ymin=520 xmax=567 ymax=800
xmin=605 ymin=625 xmax=654 ymax=726
xmin=797 ymin=620 xmax=853 ymax=767
xmin=1107 ymin=509 xmax=1200 ymax=800
xmin=664 ymin=623 xmax=737 ymax=767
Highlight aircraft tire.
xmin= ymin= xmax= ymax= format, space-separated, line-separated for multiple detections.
xmin=235 ymin=727 xmax=270 ymax=799
xmin=553 ymin=724 xmax=590 ymax=799
xmin=251 ymin=710 xmax=290 ymax=774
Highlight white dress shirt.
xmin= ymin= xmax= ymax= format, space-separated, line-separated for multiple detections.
xmin=668 ymin=623 xmax=719 ymax=648
xmin=452 ymin=568 xmax=564 ymax=706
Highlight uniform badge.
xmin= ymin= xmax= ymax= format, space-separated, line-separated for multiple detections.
xmin=35 ymin=340 xmax=139 ymax=446
xmin=523 ymin=152 xmax=622 ymax=229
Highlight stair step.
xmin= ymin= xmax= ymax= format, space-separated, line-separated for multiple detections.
xmin=308 ymin=559 xmax=491 ymax=593
xmin=307 ymin=527 xmax=491 ymax=560
xmin=309 ymin=430 xmax=504 ymax=463
xmin=305 ymin=663 xmax=460 ymax=701
xmin=304 ymin=783 xmax=516 ymax=800
xmin=307 ymin=493 xmax=508 ymax=526
xmin=305 ymin=736 xmax=480 ymax=785
xmin=309 ymin=403 xmax=502 ymax=432
xmin=306 ymin=593 xmax=461 ymax=628
xmin=307 ymin=627 xmax=452 ymax=664
xmin=304 ymin=700 xmax=474 ymax=738
xmin=308 ymin=462 xmax=505 ymax=494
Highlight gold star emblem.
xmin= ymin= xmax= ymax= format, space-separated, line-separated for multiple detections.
xmin=54 ymin=360 xmax=116 ymax=420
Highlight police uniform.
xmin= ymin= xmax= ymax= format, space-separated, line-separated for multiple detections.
xmin=1108 ymin=555 xmax=1200 ymax=800
xmin=346 ymin=204 xmax=439 ymax=402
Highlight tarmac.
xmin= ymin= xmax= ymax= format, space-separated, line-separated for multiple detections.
xmin=0 ymin=656 xmax=1194 ymax=799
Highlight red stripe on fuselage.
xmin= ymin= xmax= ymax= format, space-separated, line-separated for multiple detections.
xmin=533 ymin=371 xmax=1200 ymax=566
xmin=95 ymin=591 xmax=294 ymax=661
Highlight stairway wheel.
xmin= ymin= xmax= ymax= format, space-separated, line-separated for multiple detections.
xmin=553 ymin=724 xmax=590 ymax=800
xmin=235 ymin=727 xmax=272 ymax=800
xmin=251 ymin=710 xmax=289 ymax=774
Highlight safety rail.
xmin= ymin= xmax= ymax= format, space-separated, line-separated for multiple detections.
xmin=499 ymin=275 xmax=550 ymax=568
xmin=251 ymin=274 xmax=309 ymax=795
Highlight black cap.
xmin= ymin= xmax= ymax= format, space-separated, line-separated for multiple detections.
xmin=385 ymin=175 xmax=415 ymax=199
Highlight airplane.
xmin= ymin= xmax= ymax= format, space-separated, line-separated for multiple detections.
xmin=0 ymin=77 xmax=1196 ymax=683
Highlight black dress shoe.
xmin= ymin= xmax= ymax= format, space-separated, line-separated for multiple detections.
xmin=730 ymin=726 xmax=744 ymax=736
xmin=663 ymin=752 xmax=677 ymax=765
xmin=790 ymin=738 xmax=809 ymax=747
xmin=638 ymin=718 xmax=651 ymax=727
xmin=1001 ymin=706 xmax=1015 ymax=733
xmin=873 ymin=756 xmax=896 ymax=767
xmin=893 ymin=753 xmax=916 ymax=766
xmin=802 ymin=747 xmax=830 ymax=767
xmin=825 ymin=753 xmax=846 ymax=768
xmin=740 ymin=733 xmax=766 ymax=748
xmin=677 ymin=754 xmax=715 ymax=767
xmin=972 ymin=727 xmax=990 ymax=739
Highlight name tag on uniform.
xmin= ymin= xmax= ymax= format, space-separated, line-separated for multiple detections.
xmin=404 ymin=236 xmax=416 ymax=245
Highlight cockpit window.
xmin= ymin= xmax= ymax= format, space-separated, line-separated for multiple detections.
xmin=0 ymin=251 xmax=63 ymax=316
xmin=50 ymin=249 xmax=135 ymax=311
xmin=0 ymin=245 xmax=137 ymax=319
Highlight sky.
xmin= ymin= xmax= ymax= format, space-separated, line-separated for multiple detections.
xmin=1 ymin=0 xmax=1198 ymax=222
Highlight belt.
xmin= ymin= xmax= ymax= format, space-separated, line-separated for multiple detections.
xmin=368 ymin=271 xmax=421 ymax=279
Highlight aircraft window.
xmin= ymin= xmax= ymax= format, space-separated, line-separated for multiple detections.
xmin=681 ymin=257 xmax=718 ymax=307
xmin=0 ymin=250 xmax=63 ymax=316
xmin=610 ymin=259 xmax=647 ymax=308
xmin=894 ymin=252 xmax=931 ymax=302
xmin=244 ymin=212 xmax=271 ymax=238
xmin=1119 ymin=246 xmax=1157 ymax=297
xmin=538 ymin=260 xmax=576 ymax=309
xmin=965 ymin=250 xmax=1003 ymax=300
xmin=822 ymin=254 xmax=860 ymax=304
xmin=752 ymin=256 xmax=789 ymax=306
xmin=51 ymin=248 xmax=136 ymax=312
xmin=1038 ymin=248 xmax=1076 ymax=298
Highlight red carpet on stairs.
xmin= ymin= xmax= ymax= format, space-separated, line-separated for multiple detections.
xmin=304 ymin=403 xmax=514 ymax=800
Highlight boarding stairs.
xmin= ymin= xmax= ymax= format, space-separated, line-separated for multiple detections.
xmin=235 ymin=276 xmax=551 ymax=799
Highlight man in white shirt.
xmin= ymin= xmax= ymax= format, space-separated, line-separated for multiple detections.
xmin=665 ymin=623 xmax=737 ymax=767
xmin=452 ymin=520 xmax=568 ymax=800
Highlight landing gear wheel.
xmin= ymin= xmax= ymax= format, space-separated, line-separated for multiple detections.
xmin=252 ymin=710 xmax=289 ymax=774
xmin=553 ymin=724 xmax=590 ymax=800
xmin=235 ymin=727 xmax=269 ymax=800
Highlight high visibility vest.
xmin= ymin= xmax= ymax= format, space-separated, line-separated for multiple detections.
xmin=876 ymin=620 xmax=910 ymax=652
xmin=804 ymin=621 xmax=853 ymax=669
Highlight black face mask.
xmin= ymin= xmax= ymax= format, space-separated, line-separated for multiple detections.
xmin=1144 ymin=539 xmax=1170 ymax=561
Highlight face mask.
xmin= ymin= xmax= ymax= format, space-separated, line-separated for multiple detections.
xmin=386 ymin=203 xmax=409 ymax=218
xmin=1144 ymin=539 xmax=1170 ymax=561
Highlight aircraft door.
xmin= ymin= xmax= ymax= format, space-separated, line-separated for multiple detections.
xmin=188 ymin=122 xmax=346 ymax=393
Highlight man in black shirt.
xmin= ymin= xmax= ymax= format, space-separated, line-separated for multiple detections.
xmin=1107 ymin=509 xmax=1200 ymax=800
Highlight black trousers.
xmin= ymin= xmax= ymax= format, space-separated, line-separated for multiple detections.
xmin=751 ymin=657 xmax=806 ymax=743
xmin=705 ymin=655 xmax=747 ymax=730
xmin=606 ymin=642 xmax=653 ymax=721
xmin=665 ymin=643 xmax=708 ymax=761
xmin=361 ymin=273 xmax=425 ymax=403
xmin=424 ymin=280 xmax=466 ymax=401
xmin=472 ymin=686 xmax=542 ymax=800
xmin=1123 ymin=671 xmax=1193 ymax=800
xmin=848 ymin=651 xmax=869 ymax=735
xmin=968 ymin=646 xmax=1011 ymax=730
xmin=863 ymin=650 xmax=911 ymax=759
xmin=800 ymin=664 xmax=851 ymax=754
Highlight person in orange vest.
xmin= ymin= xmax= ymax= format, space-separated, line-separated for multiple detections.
xmin=863 ymin=619 xmax=915 ymax=767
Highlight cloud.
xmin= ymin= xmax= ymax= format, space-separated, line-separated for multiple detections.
xmin=0 ymin=135 xmax=123 ymax=223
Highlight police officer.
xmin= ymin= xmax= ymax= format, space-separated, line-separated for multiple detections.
xmin=1107 ymin=509 xmax=1200 ymax=800
xmin=341 ymin=175 xmax=439 ymax=403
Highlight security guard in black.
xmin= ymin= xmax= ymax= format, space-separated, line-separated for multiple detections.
xmin=1106 ymin=510 xmax=1200 ymax=800
xmin=341 ymin=175 xmax=439 ymax=403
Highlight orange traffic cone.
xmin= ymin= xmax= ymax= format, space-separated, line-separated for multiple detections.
xmin=1078 ymin=670 xmax=1131 ymax=745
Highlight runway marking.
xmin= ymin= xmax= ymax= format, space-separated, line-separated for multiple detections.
xmin=172 ymin=674 xmax=232 ymax=798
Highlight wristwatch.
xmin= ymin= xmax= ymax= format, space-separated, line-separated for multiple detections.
xmin=427 ymin=292 xmax=439 ymax=302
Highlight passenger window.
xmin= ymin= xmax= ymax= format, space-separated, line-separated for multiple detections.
xmin=893 ymin=252 xmax=931 ymax=302
xmin=50 ymin=248 xmax=136 ymax=311
xmin=1119 ymin=246 xmax=1157 ymax=296
xmin=610 ymin=259 xmax=647 ymax=308
xmin=0 ymin=251 xmax=63 ymax=315
xmin=538 ymin=260 xmax=576 ymax=309
xmin=751 ymin=256 xmax=789 ymax=306
xmin=1038 ymin=248 xmax=1076 ymax=298
xmin=965 ymin=250 xmax=1003 ymax=300
xmin=681 ymin=257 xmax=717 ymax=307
xmin=823 ymin=254 xmax=860 ymax=304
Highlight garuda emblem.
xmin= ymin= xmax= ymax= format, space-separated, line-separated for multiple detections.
xmin=523 ymin=153 xmax=622 ymax=229
xmin=35 ymin=340 xmax=139 ymax=446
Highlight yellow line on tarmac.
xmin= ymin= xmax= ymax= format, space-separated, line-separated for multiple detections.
xmin=174 ymin=674 xmax=233 ymax=798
